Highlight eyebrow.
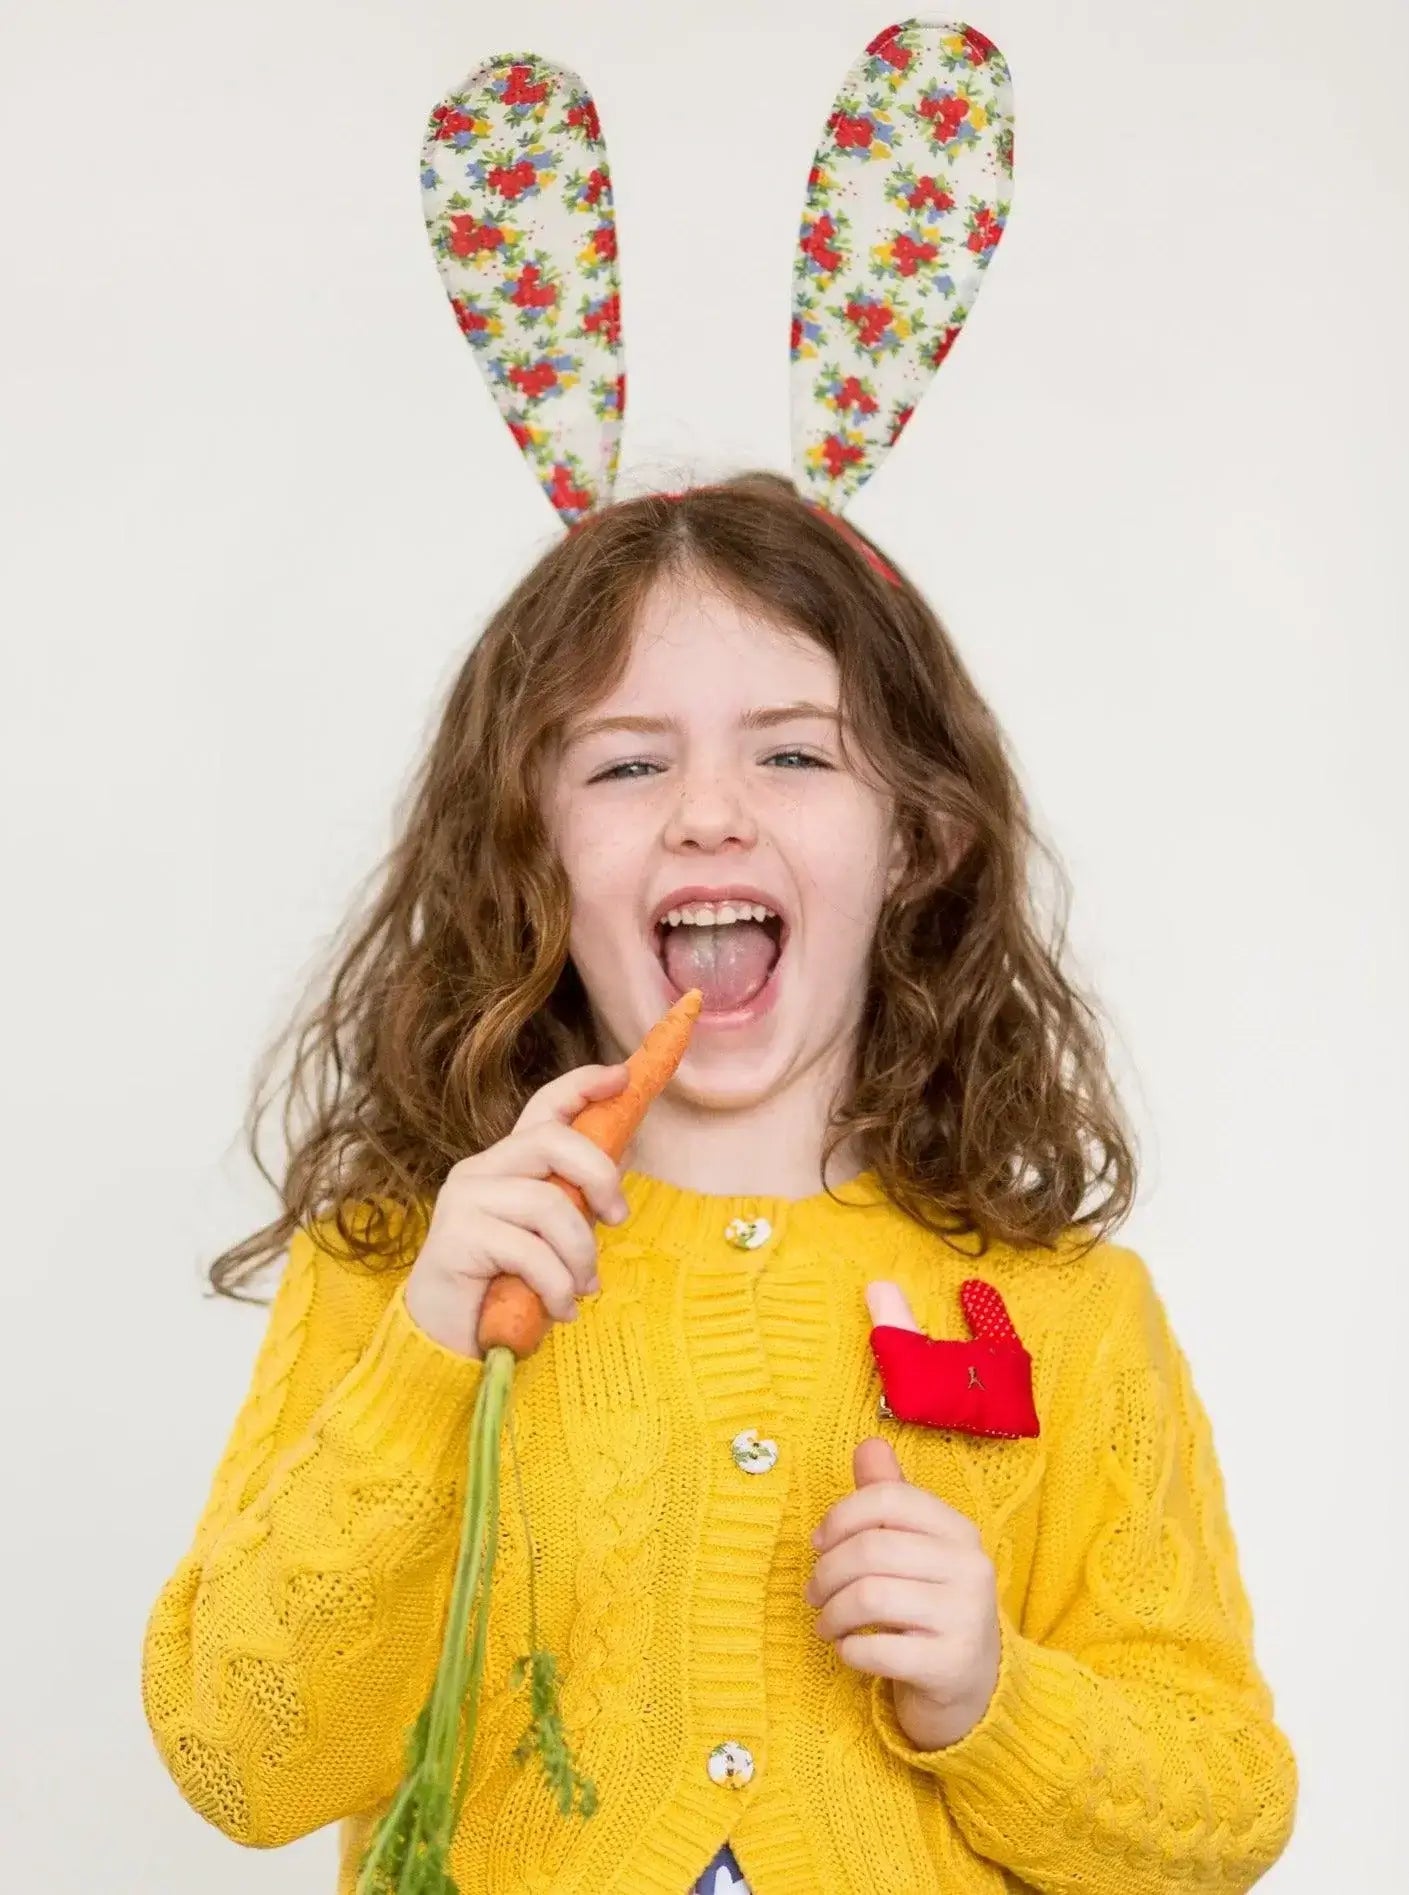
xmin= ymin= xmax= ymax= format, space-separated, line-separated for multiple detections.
xmin=563 ymin=700 xmax=841 ymax=746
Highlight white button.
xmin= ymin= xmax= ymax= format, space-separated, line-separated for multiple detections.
xmin=731 ymin=1428 xmax=778 ymax=1474
xmin=724 ymin=1216 xmax=773 ymax=1250
xmin=707 ymin=1741 xmax=755 ymax=1787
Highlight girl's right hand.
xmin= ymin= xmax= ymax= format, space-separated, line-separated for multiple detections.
xmin=403 ymin=1063 xmax=633 ymax=1360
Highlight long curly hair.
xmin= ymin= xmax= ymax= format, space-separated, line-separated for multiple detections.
xmin=209 ymin=470 xmax=1137 ymax=1299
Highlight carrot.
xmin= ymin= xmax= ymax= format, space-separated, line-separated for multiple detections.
xmin=477 ymin=988 xmax=701 ymax=1356
xmin=474 ymin=1277 xmax=554 ymax=1361
xmin=357 ymin=988 xmax=701 ymax=1892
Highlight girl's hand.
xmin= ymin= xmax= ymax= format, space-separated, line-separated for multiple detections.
xmin=803 ymin=1281 xmax=1002 ymax=1751
xmin=404 ymin=1064 xmax=632 ymax=1360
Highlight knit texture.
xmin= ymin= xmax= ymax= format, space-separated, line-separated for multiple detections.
xmin=143 ymin=1172 xmax=1297 ymax=1891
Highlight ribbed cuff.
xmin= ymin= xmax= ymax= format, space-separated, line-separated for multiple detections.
xmin=320 ymin=1280 xmax=486 ymax=1486
xmin=870 ymin=1605 xmax=1091 ymax=1818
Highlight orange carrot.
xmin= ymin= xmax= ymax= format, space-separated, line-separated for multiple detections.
xmin=476 ymin=988 xmax=701 ymax=1356
xmin=474 ymin=1279 xmax=553 ymax=1360
xmin=359 ymin=1012 xmax=700 ymax=1892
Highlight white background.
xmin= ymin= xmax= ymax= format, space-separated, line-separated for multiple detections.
xmin=3 ymin=0 xmax=1405 ymax=1887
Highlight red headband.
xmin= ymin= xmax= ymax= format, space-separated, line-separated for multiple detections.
xmin=800 ymin=504 xmax=903 ymax=588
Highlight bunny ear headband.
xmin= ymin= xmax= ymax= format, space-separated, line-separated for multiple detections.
xmin=420 ymin=20 xmax=1014 ymax=574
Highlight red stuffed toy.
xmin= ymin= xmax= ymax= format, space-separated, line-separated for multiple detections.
xmin=868 ymin=1278 xmax=1040 ymax=1440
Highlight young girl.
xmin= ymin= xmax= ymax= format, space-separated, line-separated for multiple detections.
xmin=142 ymin=474 xmax=1297 ymax=1892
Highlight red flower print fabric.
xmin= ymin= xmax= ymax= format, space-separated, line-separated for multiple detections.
xmin=791 ymin=20 xmax=1015 ymax=510
xmin=421 ymin=53 xmax=624 ymax=524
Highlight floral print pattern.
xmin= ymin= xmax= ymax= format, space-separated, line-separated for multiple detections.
xmin=420 ymin=22 xmax=1012 ymax=536
xmin=420 ymin=52 xmax=623 ymax=524
xmin=791 ymin=19 xmax=1014 ymax=509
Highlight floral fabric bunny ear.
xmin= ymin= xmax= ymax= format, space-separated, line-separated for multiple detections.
xmin=790 ymin=20 xmax=1015 ymax=513
xmin=420 ymin=52 xmax=624 ymax=525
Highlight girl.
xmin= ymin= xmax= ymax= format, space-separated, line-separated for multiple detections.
xmin=142 ymin=474 xmax=1298 ymax=1892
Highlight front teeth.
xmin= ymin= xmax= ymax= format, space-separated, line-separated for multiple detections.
xmin=659 ymin=900 xmax=777 ymax=928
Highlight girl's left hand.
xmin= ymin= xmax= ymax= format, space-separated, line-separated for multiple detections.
xmin=803 ymin=1281 xmax=1002 ymax=1752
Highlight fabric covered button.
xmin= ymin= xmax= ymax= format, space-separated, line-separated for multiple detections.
xmin=723 ymin=1216 xmax=773 ymax=1250
xmin=730 ymin=1428 xmax=779 ymax=1474
xmin=707 ymin=1741 xmax=755 ymax=1787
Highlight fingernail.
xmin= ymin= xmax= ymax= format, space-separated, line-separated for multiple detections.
xmin=811 ymin=1527 xmax=824 ymax=1549
xmin=588 ymin=1275 xmax=602 ymax=1294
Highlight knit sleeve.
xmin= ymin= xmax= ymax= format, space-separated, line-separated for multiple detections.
xmin=870 ymin=1244 xmax=1299 ymax=1890
xmin=141 ymin=1217 xmax=484 ymax=1849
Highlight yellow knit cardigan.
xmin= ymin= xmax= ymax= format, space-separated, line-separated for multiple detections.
xmin=142 ymin=1170 xmax=1298 ymax=1892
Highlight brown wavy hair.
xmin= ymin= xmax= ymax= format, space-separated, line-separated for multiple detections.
xmin=208 ymin=470 xmax=1137 ymax=1300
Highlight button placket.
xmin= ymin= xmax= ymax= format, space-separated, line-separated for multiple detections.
xmin=683 ymin=1209 xmax=786 ymax=1804
xmin=723 ymin=1220 xmax=780 ymax=1482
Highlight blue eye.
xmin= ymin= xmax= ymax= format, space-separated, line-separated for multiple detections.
xmin=767 ymin=749 xmax=829 ymax=770
xmin=590 ymin=750 xmax=830 ymax=783
xmin=591 ymin=760 xmax=659 ymax=782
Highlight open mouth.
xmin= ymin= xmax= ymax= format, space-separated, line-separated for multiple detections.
xmin=652 ymin=907 xmax=787 ymax=1014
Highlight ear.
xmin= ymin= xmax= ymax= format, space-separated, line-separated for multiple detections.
xmin=885 ymin=826 xmax=907 ymax=896
xmin=936 ymin=812 xmax=973 ymax=878
xmin=421 ymin=52 xmax=625 ymax=526
xmin=884 ymin=805 xmax=975 ymax=898
xmin=790 ymin=21 xmax=1015 ymax=515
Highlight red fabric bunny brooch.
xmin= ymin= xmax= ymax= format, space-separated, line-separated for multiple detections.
xmin=867 ymin=1278 xmax=1040 ymax=1440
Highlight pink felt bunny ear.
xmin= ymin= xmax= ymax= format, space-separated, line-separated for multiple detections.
xmin=420 ymin=52 xmax=624 ymax=525
xmin=790 ymin=20 xmax=1015 ymax=513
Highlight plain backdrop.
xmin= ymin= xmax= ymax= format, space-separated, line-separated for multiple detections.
xmin=3 ymin=0 xmax=1405 ymax=1887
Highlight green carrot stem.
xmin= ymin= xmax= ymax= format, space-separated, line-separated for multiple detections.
xmin=355 ymin=1348 xmax=512 ymax=1893
xmin=427 ymin=1354 xmax=505 ymax=1750
xmin=415 ymin=1348 xmax=512 ymax=1864
xmin=451 ymin=1388 xmax=502 ymax=1829
xmin=355 ymin=1338 xmax=596 ymax=1893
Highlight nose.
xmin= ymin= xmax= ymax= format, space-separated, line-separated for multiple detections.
xmin=660 ymin=764 xmax=759 ymax=853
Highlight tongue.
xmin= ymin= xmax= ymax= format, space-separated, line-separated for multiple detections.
xmin=662 ymin=921 xmax=777 ymax=1012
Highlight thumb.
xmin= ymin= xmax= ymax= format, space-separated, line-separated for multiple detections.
xmin=866 ymin=1279 xmax=921 ymax=1332
xmin=854 ymin=1434 xmax=906 ymax=1487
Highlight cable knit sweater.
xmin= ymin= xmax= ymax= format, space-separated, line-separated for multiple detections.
xmin=142 ymin=1170 xmax=1297 ymax=1892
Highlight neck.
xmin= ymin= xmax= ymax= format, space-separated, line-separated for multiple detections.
xmin=621 ymin=1038 xmax=867 ymax=1201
